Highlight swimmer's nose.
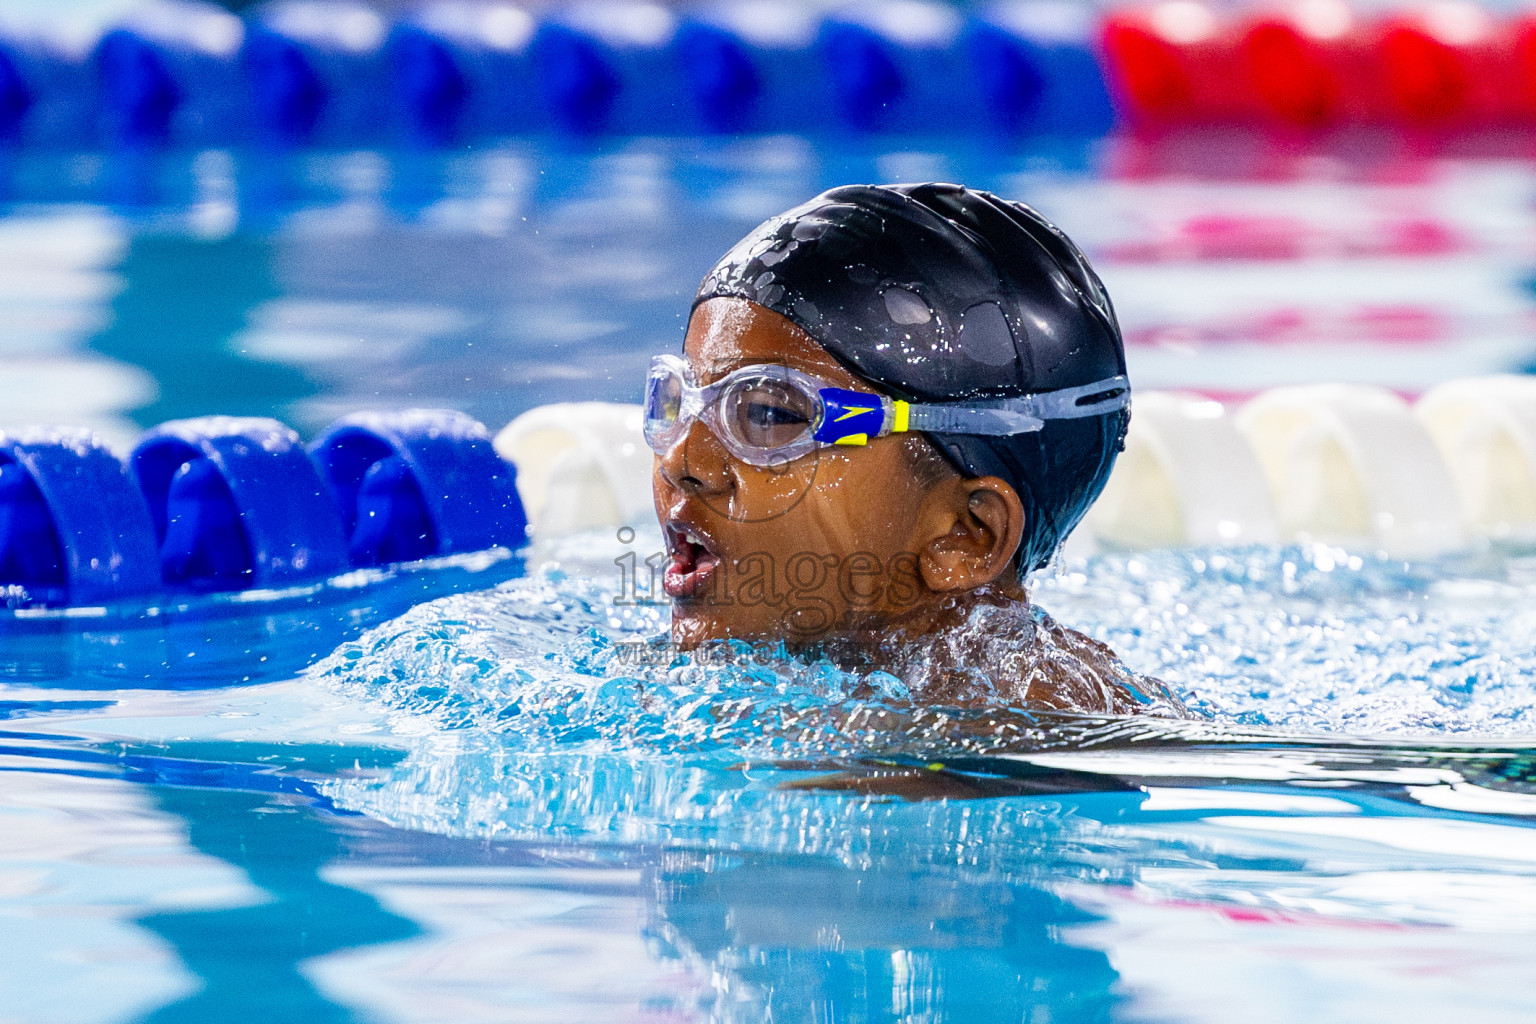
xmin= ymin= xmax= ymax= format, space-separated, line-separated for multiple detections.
xmin=657 ymin=419 xmax=731 ymax=495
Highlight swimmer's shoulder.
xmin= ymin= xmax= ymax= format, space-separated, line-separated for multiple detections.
xmin=1024 ymin=605 xmax=1195 ymax=718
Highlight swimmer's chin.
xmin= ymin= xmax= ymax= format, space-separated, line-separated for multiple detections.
xmin=667 ymin=606 xmax=831 ymax=652
xmin=668 ymin=586 xmax=1023 ymax=653
xmin=668 ymin=612 xmax=772 ymax=652
xmin=667 ymin=604 xmax=931 ymax=652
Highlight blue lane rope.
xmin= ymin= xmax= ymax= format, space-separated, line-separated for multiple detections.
xmin=0 ymin=409 xmax=528 ymax=607
xmin=0 ymin=1 xmax=1116 ymax=148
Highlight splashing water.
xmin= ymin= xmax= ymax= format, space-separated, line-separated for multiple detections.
xmin=1035 ymin=544 xmax=1536 ymax=736
xmin=310 ymin=534 xmax=1536 ymax=852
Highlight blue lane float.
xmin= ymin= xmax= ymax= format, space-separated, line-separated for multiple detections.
xmin=967 ymin=1 xmax=1116 ymax=136
xmin=93 ymin=1 xmax=250 ymax=147
xmin=530 ymin=1 xmax=691 ymax=134
xmin=388 ymin=2 xmax=541 ymax=145
xmin=0 ymin=428 xmax=161 ymax=606
xmin=0 ymin=32 xmax=97 ymax=147
xmin=243 ymin=0 xmax=391 ymax=146
xmin=0 ymin=31 xmax=91 ymax=147
xmin=818 ymin=1 xmax=974 ymax=134
xmin=0 ymin=40 xmax=31 ymax=141
xmin=132 ymin=416 xmax=351 ymax=592
xmin=310 ymin=409 xmax=526 ymax=567
xmin=673 ymin=2 xmax=825 ymax=133
xmin=0 ymin=410 xmax=528 ymax=609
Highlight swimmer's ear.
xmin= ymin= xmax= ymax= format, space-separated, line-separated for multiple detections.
xmin=917 ymin=476 xmax=1025 ymax=593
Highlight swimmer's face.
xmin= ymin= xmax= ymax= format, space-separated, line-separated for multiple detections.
xmin=653 ymin=297 xmax=1027 ymax=649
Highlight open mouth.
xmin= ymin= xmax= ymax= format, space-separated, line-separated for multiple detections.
xmin=663 ymin=522 xmax=721 ymax=600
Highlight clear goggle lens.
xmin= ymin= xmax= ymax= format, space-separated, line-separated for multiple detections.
xmin=719 ymin=376 xmax=817 ymax=449
xmin=643 ymin=363 xmax=686 ymax=446
xmin=643 ymin=358 xmax=823 ymax=467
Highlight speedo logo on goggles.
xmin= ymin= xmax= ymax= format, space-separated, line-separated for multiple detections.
xmin=643 ymin=354 xmax=1129 ymax=468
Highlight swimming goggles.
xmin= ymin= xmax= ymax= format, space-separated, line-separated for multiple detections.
xmin=642 ymin=353 xmax=1130 ymax=468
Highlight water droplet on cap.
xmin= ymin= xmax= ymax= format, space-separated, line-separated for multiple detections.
xmin=883 ymin=287 xmax=932 ymax=326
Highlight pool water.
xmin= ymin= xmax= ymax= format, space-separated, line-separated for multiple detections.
xmin=8 ymin=137 xmax=1536 ymax=1023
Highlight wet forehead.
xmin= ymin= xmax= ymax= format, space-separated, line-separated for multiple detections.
xmin=684 ymin=297 xmax=864 ymax=389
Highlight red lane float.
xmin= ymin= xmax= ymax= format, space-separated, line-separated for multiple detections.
xmin=1103 ymin=0 xmax=1536 ymax=130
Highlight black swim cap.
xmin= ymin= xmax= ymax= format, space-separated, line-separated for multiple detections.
xmin=692 ymin=182 xmax=1129 ymax=574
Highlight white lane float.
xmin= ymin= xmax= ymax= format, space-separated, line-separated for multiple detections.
xmin=1235 ymin=384 xmax=1465 ymax=557
xmin=1416 ymin=375 xmax=1536 ymax=542
xmin=493 ymin=402 xmax=653 ymax=539
xmin=1086 ymin=391 xmax=1277 ymax=550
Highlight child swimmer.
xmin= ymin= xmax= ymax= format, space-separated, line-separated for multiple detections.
xmin=646 ymin=183 xmax=1187 ymax=717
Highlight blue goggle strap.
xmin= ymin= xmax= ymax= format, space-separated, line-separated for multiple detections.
xmin=814 ymin=375 xmax=1131 ymax=446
